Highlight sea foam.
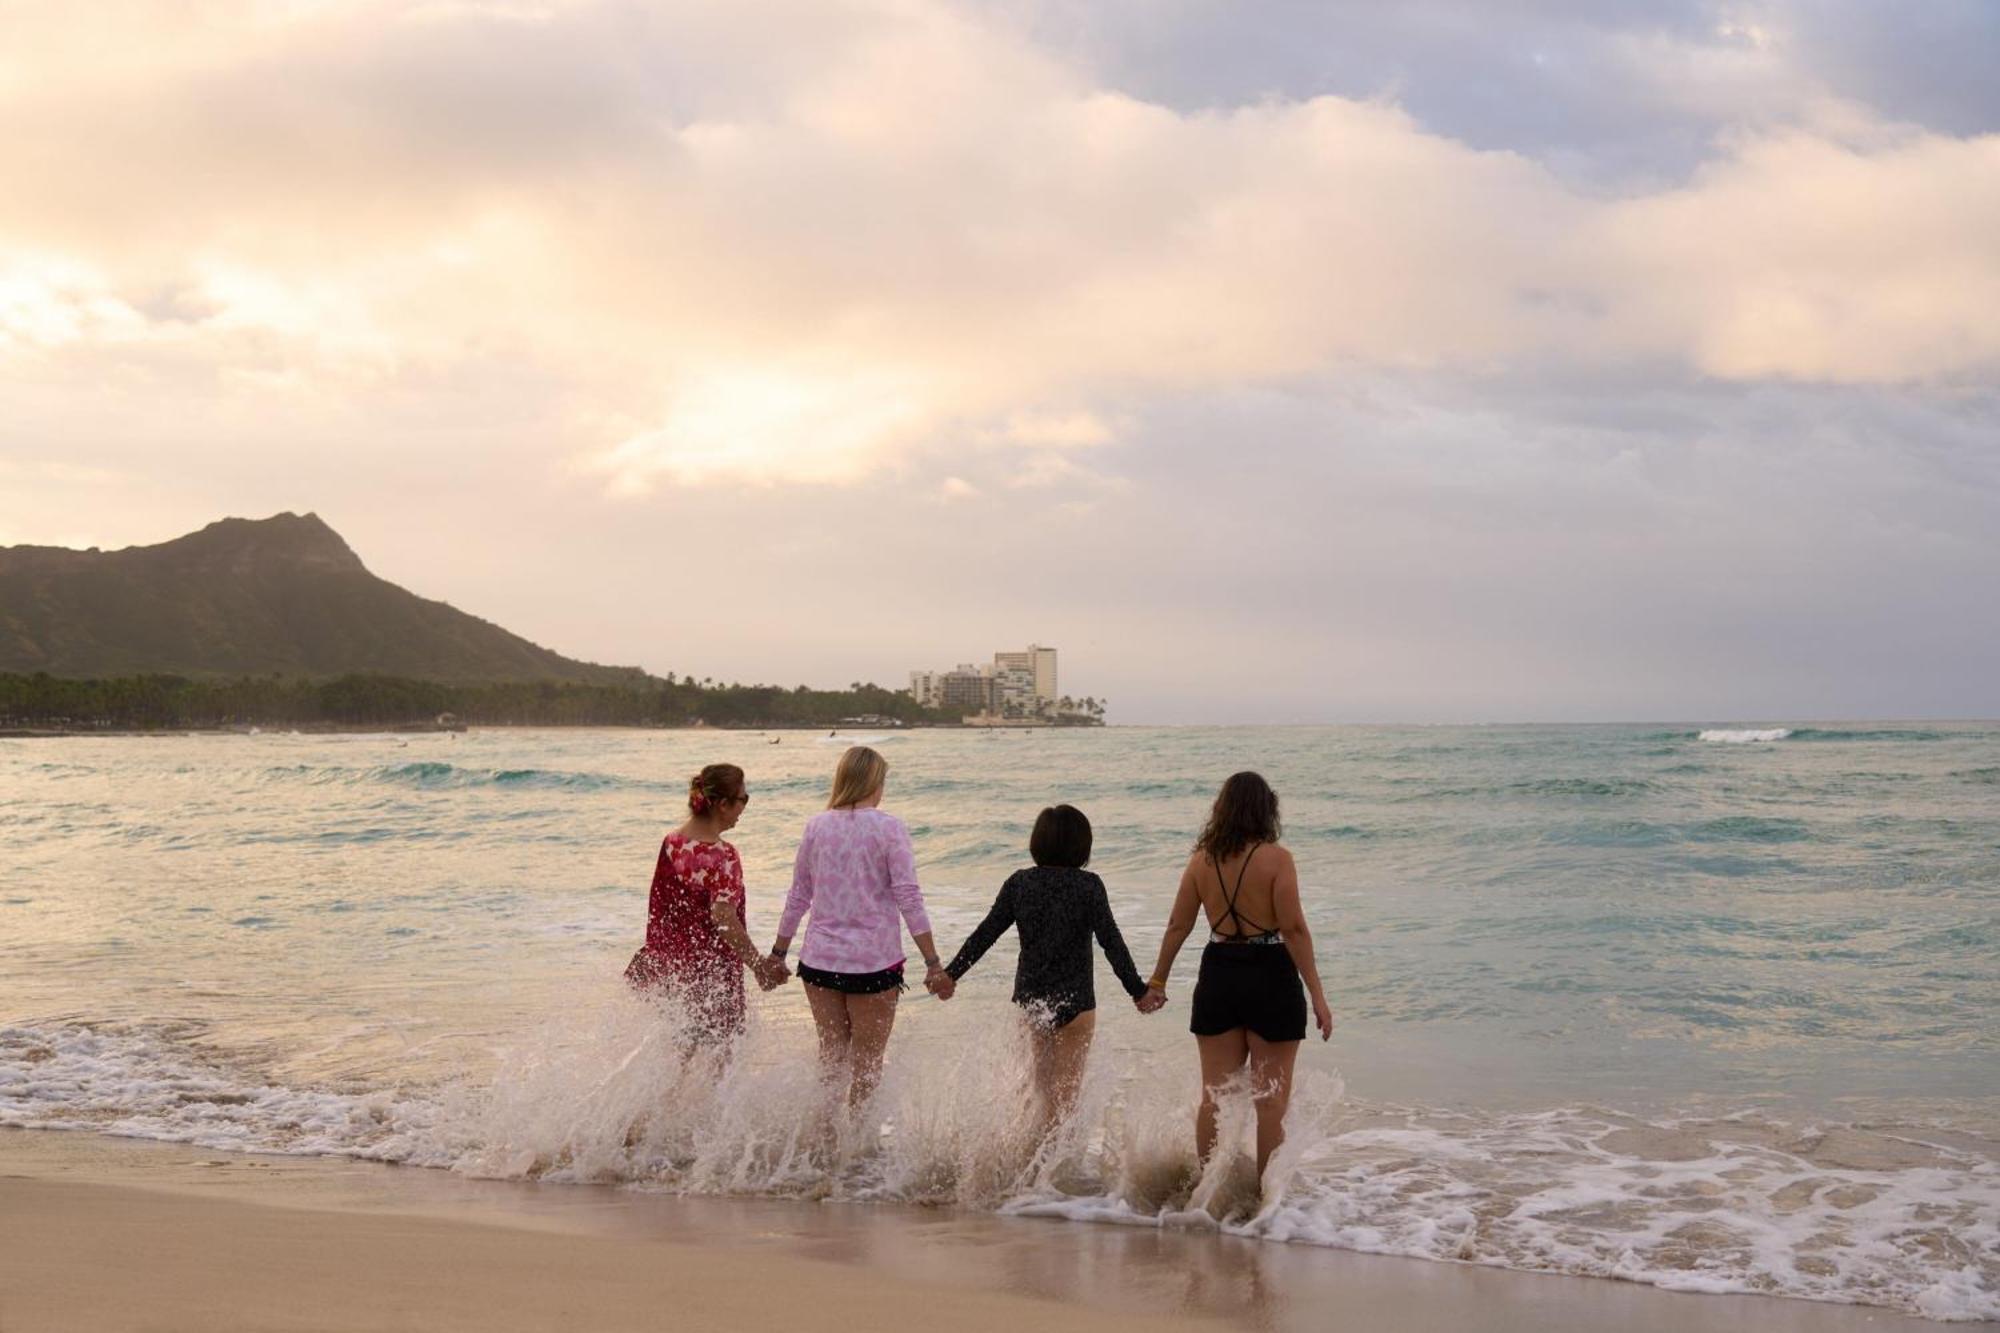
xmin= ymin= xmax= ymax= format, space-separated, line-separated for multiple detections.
xmin=1699 ymin=728 xmax=1792 ymax=743
xmin=6 ymin=1010 xmax=1995 ymax=1322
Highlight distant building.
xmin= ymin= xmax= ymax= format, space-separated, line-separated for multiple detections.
xmin=937 ymin=664 xmax=995 ymax=717
xmin=910 ymin=645 xmax=1061 ymax=721
xmin=1033 ymin=645 xmax=1057 ymax=704
xmin=991 ymin=665 xmax=1037 ymax=718
xmin=992 ymin=645 xmax=1057 ymax=709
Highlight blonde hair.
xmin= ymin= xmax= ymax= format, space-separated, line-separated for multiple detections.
xmin=827 ymin=745 xmax=888 ymax=810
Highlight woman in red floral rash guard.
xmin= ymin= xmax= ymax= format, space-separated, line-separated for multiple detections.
xmin=626 ymin=763 xmax=789 ymax=1039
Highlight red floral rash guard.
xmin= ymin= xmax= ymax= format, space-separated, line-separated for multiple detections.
xmin=626 ymin=834 xmax=748 ymax=1035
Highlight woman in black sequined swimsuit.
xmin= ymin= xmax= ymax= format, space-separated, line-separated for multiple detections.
xmin=943 ymin=804 xmax=1152 ymax=1124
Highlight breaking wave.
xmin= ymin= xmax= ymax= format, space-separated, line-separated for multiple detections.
xmin=253 ymin=761 xmax=662 ymax=792
xmin=4 ymin=1012 xmax=1994 ymax=1323
xmin=1694 ymin=728 xmax=1953 ymax=745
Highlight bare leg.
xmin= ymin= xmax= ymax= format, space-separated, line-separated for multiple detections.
xmin=1030 ymin=1009 xmax=1096 ymax=1132
xmin=1194 ymin=1030 xmax=1249 ymax=1165
xmin=803 ymin=982 xmax=853 ymax=1088
xmin=1244 ymin=1033 xmax=1302 ymax=1178
xmin=842 ymin=989 xmax=900 ymax=1109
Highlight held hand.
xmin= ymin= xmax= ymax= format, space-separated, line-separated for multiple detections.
xmin=1313 ymin=994 xmax=1335 ymax=1041
xmin=752 ymin=955 xmax=790 ymax=991
xmin=925 ymin=965 xmax=955 ymax=1000
xmin=1135 ymin=986 xmax=1167 ymax=1014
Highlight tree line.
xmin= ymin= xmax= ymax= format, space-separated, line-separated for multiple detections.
xmin=0 ymin=672 xmax=1104 ymax=730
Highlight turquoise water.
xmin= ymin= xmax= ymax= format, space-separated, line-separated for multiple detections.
xmin=2 ymin=725 xmax=1996 ymax=1318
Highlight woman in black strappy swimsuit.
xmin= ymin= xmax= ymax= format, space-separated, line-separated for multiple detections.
xmin=1142 ymin=771 xmax=1334 ymax=1177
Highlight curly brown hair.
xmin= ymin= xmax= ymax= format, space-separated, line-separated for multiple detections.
xmin=1194 ymin=771 xmax=1280 ymax=861
xmin=688 ymin=763 xmax=745 ymax=815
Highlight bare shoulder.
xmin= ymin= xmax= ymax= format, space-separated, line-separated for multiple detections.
xmin=1260 ymin=843 xmax=1298 ymax=879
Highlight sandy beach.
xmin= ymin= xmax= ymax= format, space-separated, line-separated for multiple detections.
xmin=1 ymin=1129 xmax=1961 ymax=1333
xmin=7 ymin=0 xmax=1999 ymax=1321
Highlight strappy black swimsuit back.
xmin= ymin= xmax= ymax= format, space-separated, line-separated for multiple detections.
xmin=1188 ymin=842 xmax=1309 ymax=1043
xmin=1206 ymin=844 xmax=1281 ymax=942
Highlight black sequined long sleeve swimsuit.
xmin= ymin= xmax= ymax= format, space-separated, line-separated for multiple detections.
xmin=944 ymin=866 xmax=1148 ymax=1028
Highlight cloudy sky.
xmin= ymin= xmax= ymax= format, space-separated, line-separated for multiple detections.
xmin=2 ymin=0 xmax=1996 ymax=722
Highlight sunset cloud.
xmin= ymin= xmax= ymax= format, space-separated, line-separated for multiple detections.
xmin=2 ymin=1 xmax=1995 ymax=719
xmin=2 ymin=0 xmax=1996 ymax=491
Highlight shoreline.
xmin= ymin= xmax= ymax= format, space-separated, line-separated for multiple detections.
xmin=0 ymin=1128 xmax=1958 ymax=1332
xmin=8 ymin=720 xmax=1993 ymax=739
xmin=0 ymin=722 xmax=1106 ymax=738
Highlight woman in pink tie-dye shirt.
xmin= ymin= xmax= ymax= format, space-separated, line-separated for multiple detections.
xmin=768 ymin=745 xmax=944 ymax=1108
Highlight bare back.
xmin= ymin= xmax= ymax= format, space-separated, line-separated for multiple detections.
xmin=1191 ymin=842 xmax=1287 ymax=938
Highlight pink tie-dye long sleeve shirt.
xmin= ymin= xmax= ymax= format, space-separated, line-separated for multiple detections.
xmin=778 ymin=808 xmax=932 ymax=974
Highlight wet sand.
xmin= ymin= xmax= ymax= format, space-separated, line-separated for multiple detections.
xmin=0 ymin=1129 xmax=1959 ymax=1333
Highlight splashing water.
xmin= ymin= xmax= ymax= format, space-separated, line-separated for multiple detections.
xmin=4 ymin=725 xmax=1997 ymax=1320
xmin=9 ymin=993 xmax=1993 ymax=1321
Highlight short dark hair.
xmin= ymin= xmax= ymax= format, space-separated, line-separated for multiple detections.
xmin=1195 ymin=771 xmax=1280 ymax=861
xmin=1029 ymin=804 xmax=1092 ymax=868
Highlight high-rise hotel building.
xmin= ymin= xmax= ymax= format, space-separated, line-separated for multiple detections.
xmin=910 ymin=645 xmax=1058 ymax=719
xmin=991 ymin=645 xmax=1057 ymax=707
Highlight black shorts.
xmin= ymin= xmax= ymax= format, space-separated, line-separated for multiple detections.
xmin=1016 ymin=993 xmax=1094 ymax=1031
xmin=1189 ymin=941 xmax=1306 ymax=1043
xmin=798 ymin=962 xmax=907 ymax=995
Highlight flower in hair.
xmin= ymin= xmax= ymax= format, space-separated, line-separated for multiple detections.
xmin=690 ymin=788 xmax=711 ymax=814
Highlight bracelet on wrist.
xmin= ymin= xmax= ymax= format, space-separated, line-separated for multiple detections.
xmin=1147 ymin=976 xmax=1168 ymax=991
xmin=923 ymin=958 xmax=944 ymax=970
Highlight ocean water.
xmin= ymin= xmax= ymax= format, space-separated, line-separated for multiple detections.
xmin=2 ymin=724 xmax=1996 ymax=1320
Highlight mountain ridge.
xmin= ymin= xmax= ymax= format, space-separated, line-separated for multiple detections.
xmin=0 ymin=513 xmax=639 ymax=683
